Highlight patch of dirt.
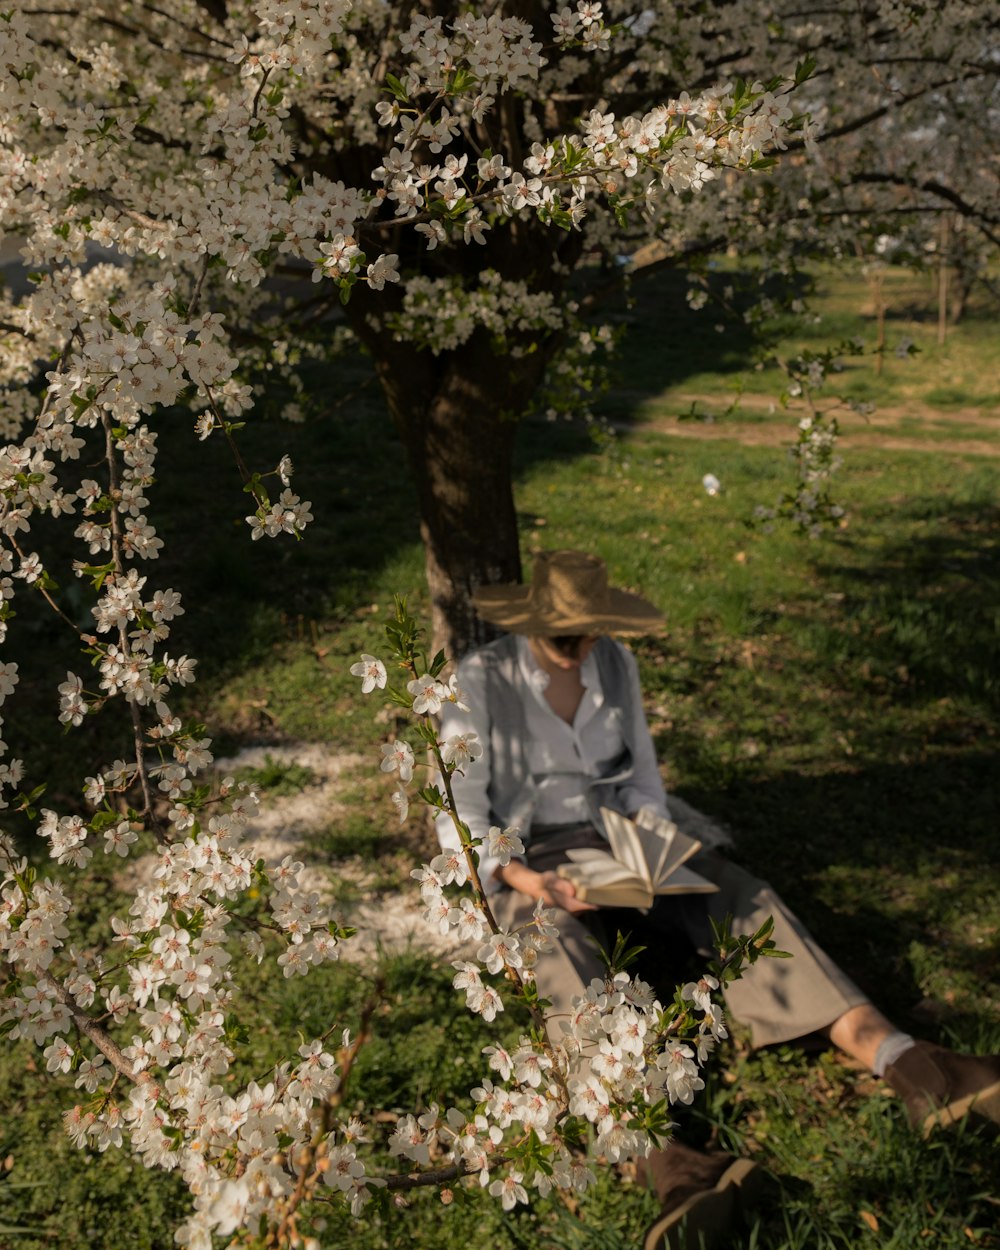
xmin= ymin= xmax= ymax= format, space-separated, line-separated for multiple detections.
xmin=624 ymin=393 xmax=1000 ymax=457
xmin=215 ymin=743 xmax=366 ymax=887
xmin=211 ymin=744 xmax=467 ymax=963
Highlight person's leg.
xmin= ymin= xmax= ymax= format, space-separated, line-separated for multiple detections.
xmin=668 ymin=852 xmax=1000 ymax=1135
xmin=489 ymin=884 xmax=604 ymax=1033
xmin=826 ymin=1002 xmax=898 ymax=1068
xmin=670 ymin=852 xmax=871 ymax=1048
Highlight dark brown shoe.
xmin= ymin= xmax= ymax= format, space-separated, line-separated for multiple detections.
xmin=638 ymin=1142 xmax=769 ymax=1250
xmin=884 ymin=1041 xmax=1000 ymax=1136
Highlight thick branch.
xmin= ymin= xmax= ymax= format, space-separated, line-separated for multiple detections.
xmin=786 ymin=68 xmax=989 ymax=151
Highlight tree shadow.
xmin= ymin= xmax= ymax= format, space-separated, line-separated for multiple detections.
xmin=674 ymin=749 xmax=1000 ymax=1030
xmin=640 ymin=487 xmax=1000 ymax=1034
xmin=743 ymin=1117 xmax=1000 ymax=1249
xmin=803 ymin=493 xmax=1000 ymax=709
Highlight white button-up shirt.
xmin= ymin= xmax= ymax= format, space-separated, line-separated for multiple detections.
xmin=437 ymin=636 xmax=670 ymax=890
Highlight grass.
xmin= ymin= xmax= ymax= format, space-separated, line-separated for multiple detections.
xmin=601 ymin=260 xmax=1000 ymax=426
xmin=233 ymin=753 xmax=317 ymax=796
xmin=2 ymin=262 xmax=999 ymax=1248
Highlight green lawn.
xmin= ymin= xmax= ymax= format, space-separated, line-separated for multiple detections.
xmin=602 ymin=260 xmax=1000 ymax=424
xmin=1 ymin=264 xmax=998 ymax=1249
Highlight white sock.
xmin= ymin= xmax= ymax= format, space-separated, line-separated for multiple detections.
xmin=873 ymin=1031 xmax=916 ymax=1077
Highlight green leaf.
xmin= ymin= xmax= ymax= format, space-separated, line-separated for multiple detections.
xmin=384 ymin=73 xmax=408 ymax=103
xmin=544 ymin=204 xmax=574 ymax=231
xmin=77 ymin=561 xmax=115 ymax=591
xmin=599 ymin=928 xmax=647 ymax=973
xmin=223 ymin=1014 xmax=250 ymax=1046
xmin=89 ymin=808 xmax=122 ymax=833
xmin=415 ymin=784 xmax=444 ymax=809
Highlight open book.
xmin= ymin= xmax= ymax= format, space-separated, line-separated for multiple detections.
xmin=555 ymin=808 xmax=718 ymax=909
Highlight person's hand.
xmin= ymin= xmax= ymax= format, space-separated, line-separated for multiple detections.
xmin=537 ymin=870 xmax=598 ymax=913
xmin=496 ymin=861 xmax=597 ymax=913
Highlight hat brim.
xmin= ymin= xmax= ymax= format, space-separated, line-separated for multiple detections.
xmin=472 ymin=584 xmax=663 ymax=636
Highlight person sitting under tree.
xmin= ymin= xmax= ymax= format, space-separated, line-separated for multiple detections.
xmin=436 ymin=548 xmax=1000 ymax=1250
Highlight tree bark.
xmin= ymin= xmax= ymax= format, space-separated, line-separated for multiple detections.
xmin=339 ymin=191 xmax=585 ymax=659
xmin=348 ymin=306 xmax=567 ymax=658
xmin=385 ymin=335 xmax=526 ymax=662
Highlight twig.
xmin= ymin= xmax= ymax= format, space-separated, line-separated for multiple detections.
xmin=100 ymin=412 xmax=162 ymax=836
xmin=44 ymin=976 xmax=150 ymax=1087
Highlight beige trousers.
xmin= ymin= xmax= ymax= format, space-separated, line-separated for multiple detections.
xmin=490 ymin=828 xmax=869 ymax=1048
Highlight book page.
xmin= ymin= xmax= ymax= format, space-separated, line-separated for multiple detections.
xmin=654 ymin=864 xmax=719 ymax=894
xmin=556 ymin=860 xmax=654 ymax=909
xmin=600 ymin=808 xmax=653 ymax=885
xmin=558 ymin=847 xmax=640 ymax=888
xmin=600 ymin=808 xmax=718 ymax=895
xmin=650 ymin=823 xmax=702 ymax=887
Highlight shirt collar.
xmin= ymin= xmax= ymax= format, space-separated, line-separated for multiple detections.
xmin=516 ymin=636 xmax=604 ymax=705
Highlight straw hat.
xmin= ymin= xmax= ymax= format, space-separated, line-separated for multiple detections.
xmin=472 ymin=549 xmax=663 ymax=636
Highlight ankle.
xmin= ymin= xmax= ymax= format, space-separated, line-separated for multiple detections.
xmin=873 ymin=1031 xmax=915 ymax=1077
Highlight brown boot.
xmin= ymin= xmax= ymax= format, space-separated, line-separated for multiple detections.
xmin=637 ymin=1142 xmax=768 ymax=1250
xmin=884 ymin=1041 xmax=1000 ymax=1136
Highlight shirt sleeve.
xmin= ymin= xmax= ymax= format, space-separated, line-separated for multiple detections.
xmin=434 ymin=651 xmax=506 ymax=894
xmin=615 ymin=645 xmax=671 ymax=821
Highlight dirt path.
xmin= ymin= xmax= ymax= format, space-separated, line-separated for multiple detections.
xmin=623 ymin=393 xmax=1000 ymax=458
xmin=210 ymin=744 xmax=469 ymax=963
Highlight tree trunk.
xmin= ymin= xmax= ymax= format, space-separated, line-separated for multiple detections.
xmin=936 ymin=213 xmax=950 ymax=345
xmin=349 ymin=306 xmax=563 ymax=659
xmin=949 ymin=267 xmax=971 ymax=324
xmin=388 ymin=341 xmax=525 ymax=662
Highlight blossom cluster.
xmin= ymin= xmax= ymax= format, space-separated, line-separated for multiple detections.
xmin=367 ymin=74 xmax=796 ymax=248
xmin=387 ymin=270 xmax=566 ymax=354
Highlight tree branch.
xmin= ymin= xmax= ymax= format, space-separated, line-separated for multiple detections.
xmin=45 ymin=977 xmax=150 ymax=1087
xmin=847 ymin=172 xmax=1000 ymax=247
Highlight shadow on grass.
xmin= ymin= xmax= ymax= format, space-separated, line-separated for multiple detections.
xmin=742 ymin=1114 xmax=1000 ymax=1250
xmin=806 ymin=491 xmax=1000 ymax=710
xmin=676 ymin=747 xmax=1000 ymax=1032
xmin=650 ymin=481 xmax=999 ymax=1031
xmin=594 ymin=264 xmax=775 ymax=420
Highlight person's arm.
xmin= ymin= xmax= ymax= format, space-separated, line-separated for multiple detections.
xmin=435 ymin=650 xmax=595 ymax=911
xmin=615 ymin=645 xmax=671 ymax=821
xmin=495 ymin=859 xmax=596 ymax=912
